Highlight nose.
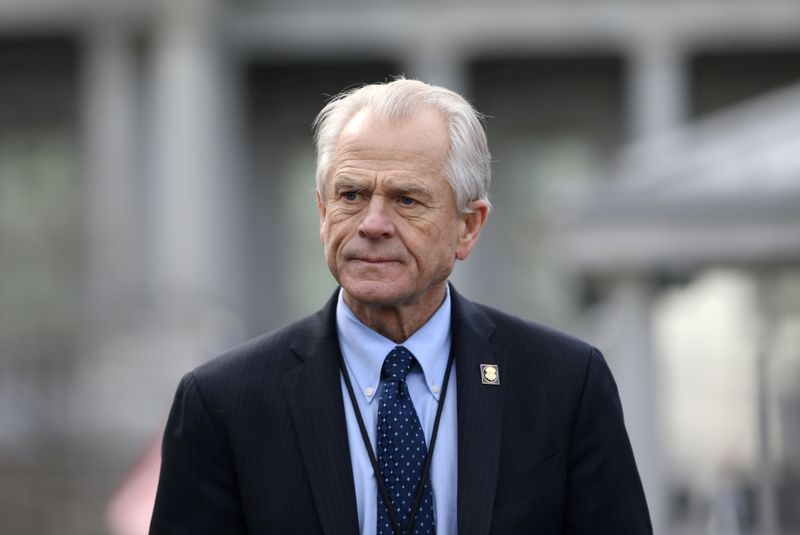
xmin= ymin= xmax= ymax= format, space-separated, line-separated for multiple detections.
xmin=358 ymin=196 xmax=395 ymax=239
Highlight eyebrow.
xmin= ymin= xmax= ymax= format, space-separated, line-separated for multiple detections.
xmin=331 ymin=176 xmax=368 ymax=193
xmin=384 ymin=179 xmax=432 ymax=198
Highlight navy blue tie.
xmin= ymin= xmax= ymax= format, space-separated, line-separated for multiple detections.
xmin=377 ymin=346 xmax=435 ymax=535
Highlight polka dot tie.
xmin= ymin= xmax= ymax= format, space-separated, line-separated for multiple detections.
xmin=377 ymin=346 xmax=435 ymax=535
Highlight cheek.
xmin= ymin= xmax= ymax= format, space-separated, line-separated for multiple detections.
xmin=429 ymin=218 xmax=459 ymax=247
xmin=412 ymin=226 xmax=458 ymax=268
xmin=322 ymin=221 xmax=349 ymax=258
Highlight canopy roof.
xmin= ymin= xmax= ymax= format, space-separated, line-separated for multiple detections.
xmin=559 ymin=82 xmax=800 ymax=275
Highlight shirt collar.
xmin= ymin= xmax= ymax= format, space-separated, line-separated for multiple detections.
xmin=336 ymin=285 xmax=452 ymax=404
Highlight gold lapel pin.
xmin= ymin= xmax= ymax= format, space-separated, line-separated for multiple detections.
xmin=480 ymin=364 xmax=499 ymax=385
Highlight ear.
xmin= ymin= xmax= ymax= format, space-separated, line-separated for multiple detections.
xmin=455 ymin=200 xmax=489 ymax=261
xmin=317 ymin=190 xmax=327 ymax=244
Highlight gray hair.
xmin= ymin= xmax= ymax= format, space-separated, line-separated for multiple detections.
xmin=312 ymin=78 xmax=492 ymax=214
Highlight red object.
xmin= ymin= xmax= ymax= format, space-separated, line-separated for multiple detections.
xmin=106 ymin=430 xmax=163 ymax=535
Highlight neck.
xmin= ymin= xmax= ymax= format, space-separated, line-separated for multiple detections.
xmin=343 ymin=285 xmax=447 ymax=344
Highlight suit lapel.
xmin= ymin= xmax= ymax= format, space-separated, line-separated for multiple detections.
xmin=451 ymin=287 xmax=505 ymax=535
xmin=283 ymin=290 xmax=359 ymax=535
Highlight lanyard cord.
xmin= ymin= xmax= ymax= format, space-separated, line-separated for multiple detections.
xmin=338 ymin=346 xmax=456 ymax=535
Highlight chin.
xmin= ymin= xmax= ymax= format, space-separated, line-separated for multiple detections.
xmin=341 ymin=280 xmax=412 ymax=307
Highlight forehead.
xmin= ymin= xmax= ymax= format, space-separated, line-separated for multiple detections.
xmin=330 ymin=107 xmax=450 ymax=177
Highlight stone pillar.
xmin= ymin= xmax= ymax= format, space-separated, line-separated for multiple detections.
xmin=405 ymin=41 xmax=467 ymax=95
xmin=83 ymin=22 xmax=140 ymax=315
xmin=148 ymin=0 xmax=242 ymax=316
xmin=627 ymin=36 xmax=687 ymax=141
xmin=136 ymin=0 xmax=247 ymax=416
xmin=76 ymin=20 xmax=147 ymax=441
xmin=606 ymin=278 xmax=664 ymax=534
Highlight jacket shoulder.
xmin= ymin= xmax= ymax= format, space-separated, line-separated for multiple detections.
xmin=475 ymin=301 xmax=595 ymax=360
xmin=189 ymin=312 xmax=317 ymax=396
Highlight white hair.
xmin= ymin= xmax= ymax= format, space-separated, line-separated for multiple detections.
xmin=312 ymin=78 xmax=492 ymax=214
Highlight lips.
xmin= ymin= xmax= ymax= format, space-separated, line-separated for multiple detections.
xmin=343 ymin=248 xmax=400 ymax=263
xmin=352 ymin=257 xmax=398 ymax=264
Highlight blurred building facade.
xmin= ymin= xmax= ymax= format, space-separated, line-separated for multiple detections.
xmin=1 ymin=0 xmax=799 ymax=533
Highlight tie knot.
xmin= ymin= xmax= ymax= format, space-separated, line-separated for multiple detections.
xmin=381 ymin=346 xmax=415 ymax=382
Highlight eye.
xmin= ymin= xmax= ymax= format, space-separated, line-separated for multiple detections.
xmin=400 ymin=196 xmax=416 ymax=206
xmin=342 ymin=191 xmax=359 ymax=201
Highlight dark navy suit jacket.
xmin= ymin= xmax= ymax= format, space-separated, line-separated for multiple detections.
xmin=150 ymin=286 xmax=652 ymax=534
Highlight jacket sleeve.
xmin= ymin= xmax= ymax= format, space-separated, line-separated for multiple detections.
xmin=563 ymin=348 xmax=653 ymax=534
xmin=149 ymin=372 xmax=247 ymax=534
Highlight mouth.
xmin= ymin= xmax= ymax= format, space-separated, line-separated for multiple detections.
xmin=352 ymin=257 xmax=399 ymax=264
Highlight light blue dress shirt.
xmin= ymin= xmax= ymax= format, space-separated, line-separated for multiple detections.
xmin=337 ymin=287 xmax=458 ymax=535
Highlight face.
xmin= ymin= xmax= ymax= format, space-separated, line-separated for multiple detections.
xmin=317 ymin=107 xmax=487 ymax=314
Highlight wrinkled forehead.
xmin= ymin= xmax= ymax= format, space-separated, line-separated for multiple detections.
xmin=334 ymin=106 xmax=450 ymax=162
xmin=326 ymin=108 xmax=447 ymax=174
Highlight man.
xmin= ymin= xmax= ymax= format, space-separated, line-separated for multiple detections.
xmin=150 ymin=78 xmax=651 ymax=534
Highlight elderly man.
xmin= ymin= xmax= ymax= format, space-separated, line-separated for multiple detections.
xmin=150 ymin=79 xmax=651 ymax=534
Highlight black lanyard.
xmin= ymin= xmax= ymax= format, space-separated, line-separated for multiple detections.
xmin=338 ymin=346 xmax=455 ymax=535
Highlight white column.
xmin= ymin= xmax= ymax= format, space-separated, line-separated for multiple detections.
xmin=83 ymin=23 xmax=140 ymax=314
xmin=148 ymin=0 xmax=241 ymax=313
xmin=405 ymin=41 xmax=467 ymax=95
xmin=627 ymin=36 xmax=687 ymax=141
xmin=606 ymin=278 xmax=664 ymax=534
